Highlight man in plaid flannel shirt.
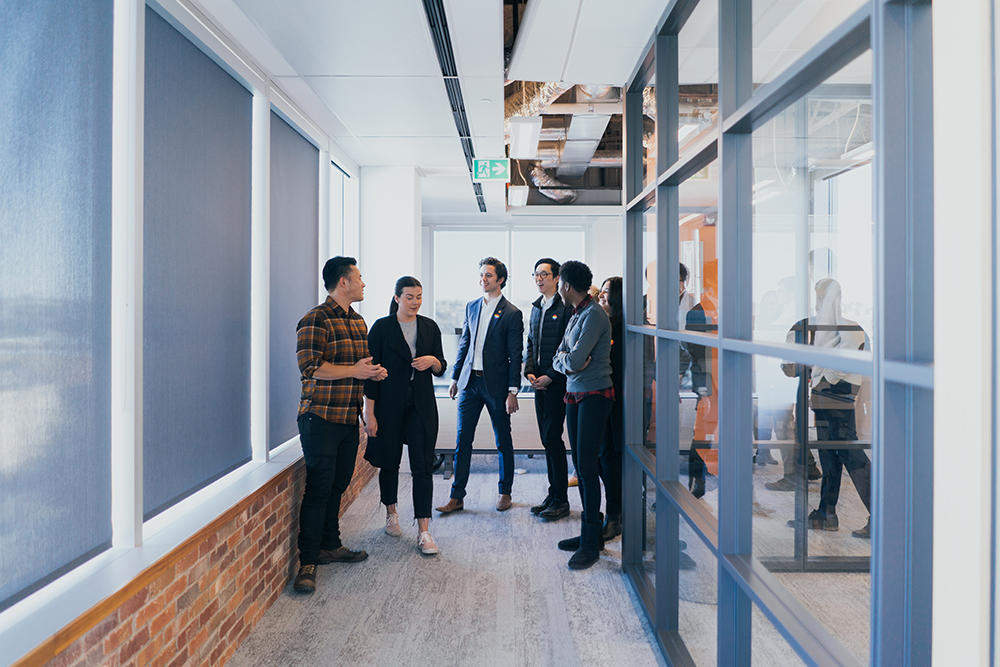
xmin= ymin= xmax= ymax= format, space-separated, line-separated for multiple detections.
xmin=293 ymin=257 xmax=387 ymax=594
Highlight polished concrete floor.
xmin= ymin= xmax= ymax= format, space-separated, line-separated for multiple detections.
xmin=229 ymin=455 xmax=664 ymax=667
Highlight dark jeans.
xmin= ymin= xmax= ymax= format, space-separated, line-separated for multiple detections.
xmin=566 ymin=395 xmax=613 ymax=548
xmin=450 ymin=373 xmax=515 ymax=499
xmin=534 ymin=383 xmax=568 ymax=503
xmin=600 ymin=402 xmax=623 ymax=518
xmin=815 ymin=408 xmax=871 ymax=514
xmin=297 ymin=412 xmax=359 ymax=566
xmin=378 ymin=394 xmax=434 ymax=519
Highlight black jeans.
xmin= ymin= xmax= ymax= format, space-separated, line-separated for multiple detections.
xmin=566 ymin=395 xmax=613 ymax=548
xmin=297 ymin=413 xmax=359 ymax=566
xmin=815 ymin=408 xmax=871 ymax=514
xmin=600 ymin=401 xmax=623 ymax=518
xmin=534 ymin=383 xmax=568 ymax=503
xmin=378 ymin=394 xmax=435 ymax=519
xmin=450 ymin=374 xmax=515 ymax=499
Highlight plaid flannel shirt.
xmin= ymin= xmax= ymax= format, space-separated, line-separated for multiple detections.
xmin=297 ymin=296 xmax=369 ymax=424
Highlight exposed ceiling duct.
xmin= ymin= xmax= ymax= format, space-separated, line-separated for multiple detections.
xmin=503 ymin=81 xmax=571 ymax=138
xmin=530 ymin=165 xmax=577 ymax=204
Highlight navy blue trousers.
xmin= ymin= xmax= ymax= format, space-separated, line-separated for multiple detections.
xmin=450 ymin=374 xmax=515 ymax=499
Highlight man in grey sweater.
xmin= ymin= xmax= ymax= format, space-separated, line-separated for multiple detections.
xmin=552 ymin=260 xmax=614 ymax=570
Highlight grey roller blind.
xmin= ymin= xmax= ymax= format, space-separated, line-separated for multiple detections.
xmin=0 ymin=0 xmax=113 ymax=611
xmin=143 ymin=7 xmax=252 ymax=519
xmin=268 ymin=113 xmax=319 ymax=449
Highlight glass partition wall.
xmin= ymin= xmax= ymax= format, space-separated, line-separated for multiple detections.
xmin=620 ymin=2 xmax=933 ymax=664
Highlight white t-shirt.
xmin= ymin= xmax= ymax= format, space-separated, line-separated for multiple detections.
xmin=471 ymin=293 xmax=502 ymax=371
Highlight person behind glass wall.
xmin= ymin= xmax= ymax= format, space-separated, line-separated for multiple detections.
xmin=782 ymin=278 xmax=871 ymax=538
xmin=679 ymin=262 xmax=712 ymax=498
xmin=363 ymin=277 xmax=448 ymax=555
xmin=553 ymin=261 xmax=614 ymax=570
xmin=598 ymin=276 xmax=624 ymax=540
xmin=642 ymin=262 xmax=657 ymax=447
xmin=437 ymin=257 xmax=524 ymax=514
xmin=524 ymin=258 xmax=574 ymax=521
xmin=293 ymin=257 xmax=388 ymax=594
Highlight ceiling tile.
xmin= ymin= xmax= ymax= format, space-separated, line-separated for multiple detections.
xmin=444 ymin=0 xmax=503 ymax=77
xmin=306 ymin=76 xmax=456 ymax=138
xmin=459 ymin=76 xmax=505 ymax=139
xmin=233 ymin=0 xmax=441 ymax=76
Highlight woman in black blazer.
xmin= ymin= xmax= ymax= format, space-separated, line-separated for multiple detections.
xmin=363 ymin=276 xmax=447 ymax=555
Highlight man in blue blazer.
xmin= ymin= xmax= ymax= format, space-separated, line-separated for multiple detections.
xmin=436 ymin=257 xmax=524 ymax=513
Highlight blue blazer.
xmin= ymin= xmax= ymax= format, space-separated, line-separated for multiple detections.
xmin=452 ymin=295 xmax=524 ymax=397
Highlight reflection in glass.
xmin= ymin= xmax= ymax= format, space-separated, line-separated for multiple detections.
xmin=679 ymin=162 xmax=718 ymax=337
xmin=752 ymin=350 xmax=872 ymax=662
xmin=678 ymin=517 xmax=717 ymax=665
xmin=641 ymin=207 xmax=657 ymax=326
xmin=678 ymin=0 xmax=719 ymax=155
xmin=753 ymin=0 xmax=868 ymax=86
xmin=642 ymin=333 xmax=657 ymax=458
xmin=752 ymin=51 xmax=874 ymax=345
xmin=679 ymin=335 xmax=718 ymax=515
xmin=643 ymin=472 xmax=657 ymax=587
xmin=642 ymin=80 xmax=656 ymax=188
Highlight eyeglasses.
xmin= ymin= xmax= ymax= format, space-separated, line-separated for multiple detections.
xmin=532 ymin=271 xmax=552 ymax=279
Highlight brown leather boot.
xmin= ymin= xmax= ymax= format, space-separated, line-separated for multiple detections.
xmin=435 ymin=498 xmax=464 ymax=514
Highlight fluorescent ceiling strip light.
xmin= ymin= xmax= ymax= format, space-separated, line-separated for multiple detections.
xmin=510 ymin=117 xmax=543 ymax=159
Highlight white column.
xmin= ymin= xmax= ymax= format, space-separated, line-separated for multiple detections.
xmin=111 ymin=0 xmax=145 ymax=548
xmin=932 ymin=1 xmax=994 ymax=662
xmin=250 ymin=91 xmax=271 ymax=462
xmin=358 ymin=167 xmax=422 ymax=323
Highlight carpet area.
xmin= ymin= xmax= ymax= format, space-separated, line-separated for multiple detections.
xmin=229 ymin=455 xmax=665 ymax=667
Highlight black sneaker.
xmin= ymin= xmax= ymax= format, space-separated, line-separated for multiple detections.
xmin=568 ymin=548 xmax=600 ymax=570
xmin=558 ymin=535 xmax=580 ymax=551
xmin=293 ymin=564 xmax=317 ymax=593
xmin=764 ymin=477 xmax=796 ymax=492
xmin=317 ymin=546 xmax=369 ymax=563
xmin=601 ymin=516 xmax=622 ymax=541
xmin=852 ymin=517 xmax=871 ymax=539
xmin=540 ymin=500 xmax=570 ymax=521
xmin=530 ymin=497 xmax=553 ymax=515
xmin=808 ymin=509 xmax=838 ymax=531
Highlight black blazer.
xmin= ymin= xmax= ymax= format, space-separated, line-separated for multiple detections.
xmin=523 ymin=293 xmax=572 ymax=385
xmin=451 ymin=295 xmax=523 ymax=397
xmin=363 ymin=314 xmax=447 ymax=468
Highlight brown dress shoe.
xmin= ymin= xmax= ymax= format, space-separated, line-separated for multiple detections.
xmin=496 ymin=494 xmax=512 ymax=512
xmin=436 ymin=498 xmax=464 ymax=514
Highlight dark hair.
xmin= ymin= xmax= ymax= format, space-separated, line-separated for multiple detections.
xmin=559 ymin=260 xmax=592 ymax=294
xmin=602 ymin=276 xmax=623 ymax=321
xmin=389 ymin=276 xmax=422 ymax=315
xmin=679 ymin=262 xmax=689 ymax=283
xmin=479 ymin=257 xmax=508 ymax=287
xmin=322 ymin=256 xmax=357 ymax=291
xmin=534 ymin=257 xmax=560 ymax=277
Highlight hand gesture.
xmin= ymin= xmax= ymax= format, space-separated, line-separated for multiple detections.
xmin=506 ymin=393 xmax=519 ymax=415
xmin=411 ymin=355 xmax=437 ymax=372
xmin=354 ymin=357 xmax=386 ymax=380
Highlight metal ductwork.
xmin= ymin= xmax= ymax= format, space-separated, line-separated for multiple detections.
xmin=503 ymin=81 xmax=571 ymax=137
xmin=530 ymin=165 xmax=577 ymax=204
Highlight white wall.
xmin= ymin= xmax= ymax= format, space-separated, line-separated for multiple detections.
xmin=587 ymin=217 xmax=625 ymax=286
xmin=932 ymin=1 xmax=994 ymax=662
xmin=359 ymin=166 xmax=421 ymax=323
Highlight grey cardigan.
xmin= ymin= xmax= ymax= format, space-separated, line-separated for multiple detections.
xmin=552 ymin=298 xmax=613 ymax=393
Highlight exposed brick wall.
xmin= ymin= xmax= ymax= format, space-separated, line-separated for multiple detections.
xmin=27 ymin=433 xmax=375 ymax=667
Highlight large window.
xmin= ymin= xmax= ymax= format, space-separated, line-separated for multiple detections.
xmin=143 ymin=7 xmax=253 ymax=518
xmin=0 ymin=0 xmax=113 ymax=612
xmin=621 ymin=2 xmax=932 ymax=664
xmin=268 ymin=113 xmax=319 ymax=449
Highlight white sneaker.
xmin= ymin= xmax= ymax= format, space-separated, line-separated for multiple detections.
xmin=385 ymin=512 xmax=402 ymax=537
xmin=417 ymin=531 xmax=439 ymax=555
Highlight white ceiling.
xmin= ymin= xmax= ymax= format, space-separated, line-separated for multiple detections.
xmin=199 ymin=0 xmax=866 ymax=221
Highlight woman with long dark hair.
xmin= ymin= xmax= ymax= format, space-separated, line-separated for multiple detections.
xmin=597 ymin=276 xmax=623 ymax=540
xmin=363 ymin=276 xmax=447 ymax=554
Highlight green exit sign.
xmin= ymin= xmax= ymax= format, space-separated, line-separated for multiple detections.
xmin=473 ymin=158 xmax=510 ymax=182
